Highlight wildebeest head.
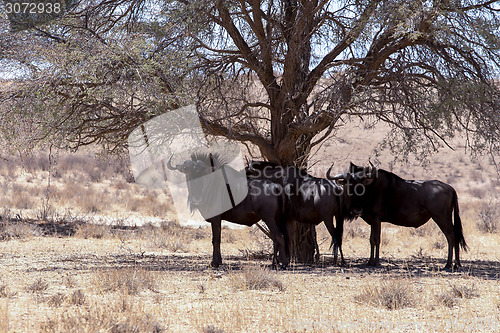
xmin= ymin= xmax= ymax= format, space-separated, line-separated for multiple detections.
xmin=167 ymin=154 xmax=216 ymax=207
xmin=326 ymin=162 xmax=378 ymax=218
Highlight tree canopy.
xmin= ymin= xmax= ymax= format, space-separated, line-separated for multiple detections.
xmin=0 ymin=0 xmax=499 ymax=164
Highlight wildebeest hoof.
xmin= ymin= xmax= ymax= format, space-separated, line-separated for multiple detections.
xmin=442 ymin=265 xmax=453 ymax=272
xmin=366 ymin=260 xmax=379 ymax=267
xmin=211 ymin=261 xmax=222 ymax=268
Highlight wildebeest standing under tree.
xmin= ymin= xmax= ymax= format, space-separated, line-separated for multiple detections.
xmin=248 ymin=161 xmax=350 ymax=265
xmin=167 ymin=153 xmax=289 ymax=268
xmin=329 ymin=163 xmax=467 ymax=269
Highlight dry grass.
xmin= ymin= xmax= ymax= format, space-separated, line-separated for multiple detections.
xmin=0 ymin=301 xmax=8 ymax=333
xmin=75 ymin=223 xmax=113 ymax=239
xmin=355 ymin=279 xmax=418 ymax=310
xmin=477 ymin=199 xmax=499 ymax=233
xmin=26 ymin=278 xmax=49 ymax=293
xmin=70 ymin=289 xmax=86 ymax=306
xmin=450 ymin=282 xmax=479 ymax=299
xmin=40 ymin=300 xmax=166 ymax=333
xmin=0 ymin=284 xmax=16 ymax=298
xmin=229 ymin=265 xmax=285 ymax=291
xmin=0 ymin=123 xmax=498 ymax=332
xmin=93 ymin=268 xmax=158 ymax=295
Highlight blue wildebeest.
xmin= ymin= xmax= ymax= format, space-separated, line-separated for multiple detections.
xmin=247 ymin=161 xmax=352 ymax=265
xmin=167 ymin=153 xmax=289 ymax=268
xmin=329 ymin=163 xmax=468 ymax=269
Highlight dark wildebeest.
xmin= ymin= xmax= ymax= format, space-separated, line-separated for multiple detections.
xmin=167 ymin=153 xmax=289 ymax=268
xmin=247 ymin=161 xmax=350 ymax=265
xmin=328 ymin=163 xmax=467 ymax=269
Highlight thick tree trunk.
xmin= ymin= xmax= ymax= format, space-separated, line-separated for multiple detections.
xmin=287 ymin=135 xmax=319 ymax=264
xmin=289 ymin=222 xmax=319 ymax=264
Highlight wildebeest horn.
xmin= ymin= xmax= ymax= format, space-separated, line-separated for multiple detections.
xmin=326 ymin=164 xmax=346 ymax=180
xmin=369 ymin=160 xmax=375 ymax=168
xmin=248 ymin=161 xmax=257 ymax=173
xmin=166 ymin=154 xmax=177 ymax=170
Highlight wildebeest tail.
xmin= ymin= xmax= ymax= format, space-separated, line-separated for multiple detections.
xmin=453 ymin=190 xmax=468 ymax=251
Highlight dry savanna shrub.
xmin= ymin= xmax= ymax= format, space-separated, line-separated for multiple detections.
xmin=343 ymin=220 xmax=367 ymax=239
xmin=70 ymin=289 xmax=86 ymax=306
xmin=63 ymin=275 xmax=78 ymax=289
xmin=469 ymin=187 xmax=487 ymax=199
xmin=450 ymin=282 xmax=479 ymax=299
xmin=477 ymin=200 xmax=499 ymax=233
xmin=435 ymin=283 xmax=479 ymax=308
xmin=355 ymin=279 xmax=417 ymax=310
xmin=145 ymin=221 xmax=207 ymax=253
xmin=0 ymin=220 xmax=37 ymax=240
xmin=436 ymin=292 xmax=458 ymax=308
xmin=75 ymin=222 xmax=112 ymax=239
xmin=238 ymin=227 xmax=274 ymax=260
xmin=93 ymin=268 xmax=158 ymax=295
xmin=46 ymin=292 xmax=66 ymax=307
xmin=409 ymin=222 xmax=437 ymax=237
xmin=26 ymin=278 xmax=49 ymax=293
xmin=40 ymin=303 xmax=165 ymax=333
xmin=202 ymin=325 xmax=225 ymax=333
xmin=123 ymin=193 xmax=171 ymax=217
xmin=79 ymin=190 xmax=112 ymax=214
xmin=9 ymin=187 xmax=36 ymax=209
xmin=230 ymin=265 xmax=285 ymax=292
xmin=0 ymin=283 xmax=16 ymax=298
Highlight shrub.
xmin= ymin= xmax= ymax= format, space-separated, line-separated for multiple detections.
xmin=450 ymin=283 xmax=479 ymax=299
xmin=26 ymin=278 xmax=49 ymax=293
xmin=231 ymin=265 xmax=285 ymax=292
xmin=93 ymin=268 xmax=158 ymax=295
xmin=355 ymin=280 xmax=417 ymax=310
xmin=70 ymin=289 xmax=86 ymax=306
xmin=477 ymin=200 xmax=499 ymax=233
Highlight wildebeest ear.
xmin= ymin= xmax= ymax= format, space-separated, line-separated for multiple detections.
xmin=349 ymin=162 xmax=357 ymax=172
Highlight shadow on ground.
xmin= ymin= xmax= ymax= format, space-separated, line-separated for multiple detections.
xmin=15 ymin=252 xmax=499 ymax=280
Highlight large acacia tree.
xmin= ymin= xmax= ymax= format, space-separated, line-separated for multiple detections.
xmin=1 ymin=0 xmax=499 ymax=262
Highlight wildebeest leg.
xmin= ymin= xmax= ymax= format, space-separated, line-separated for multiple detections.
xmin=434 ymin=218 xmax=455 ymax=270
xmin=334 ymin=214 xmax=346 ymax=266
xmin=210 ymin=219 xmax=223 ymax=268
xmin=368 ymin=219 xmax=381 ymax=266
xmin=265 ymin=221 xmax=288 ymax=269
xmin=454 ymin=241 xmax=461 ymax=269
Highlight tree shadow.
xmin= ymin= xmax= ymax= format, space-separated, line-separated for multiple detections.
xmin=22 ymin=252 xmax=500 ymax=280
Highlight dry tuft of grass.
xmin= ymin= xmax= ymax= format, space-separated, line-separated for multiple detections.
xmin=46 ymin=293 xmax=66 ymax=307
xmin=93 ymin=268 xmax=158 ymax=295
xmin=63 ymin=275 xmax=78 ymax=289
xmin=70 ymin=289 xmax=86 ymax=306
xmin=144 ymin=221 xmax=207 ymax=253
xmin=75 ymin=223 xmax=113 ymax=239
xmin=477 ymin=200 xmax=499 ymax=233
xmin=26 ymin=278 xmax=49 ymax=293
xmin=41 ymin=302 xmax=165 ymax=333
xmin=0 ymin=219 xmax=38 ymax=240
xmin=0 ymin=284 xmax=16 ymax=298
xmin=230 ymin=265 xmax=285 ymax=292
xmin=202 ymin=325 xmax=225 ymax=333
xmin=435 ymin=282 xmax=479 ymax=308
xmin=450 ymin=282 xmax=479 ymax=299
xmin=355 ymin=279 xmax=417 ymax=310
xmin=435 ymin=292 xmax=458 ymax=308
